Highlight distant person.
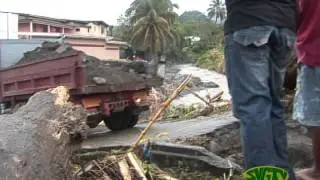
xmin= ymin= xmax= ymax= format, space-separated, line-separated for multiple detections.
xmin=293 ymin=0 xmax=320 ymax=179
xmin=224 ymin=0 xmax=297 ymax=179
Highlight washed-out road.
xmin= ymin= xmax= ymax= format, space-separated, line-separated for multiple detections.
xmin=81 ymin=112 xmax=237 ymax=150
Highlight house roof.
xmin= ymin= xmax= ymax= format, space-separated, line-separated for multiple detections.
xmin=1 ymin=11 xmax=109 ymax=28
xmin=60 ymin=19 xmax=109 ymax=27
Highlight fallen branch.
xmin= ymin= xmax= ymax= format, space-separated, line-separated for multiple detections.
xmin=209 ymin=91 xmax=224 ymax=103
xmin=186 ymin=87 xmax=213 ymax=107
xmin=129 ymin=74 xmax=192 ymax=151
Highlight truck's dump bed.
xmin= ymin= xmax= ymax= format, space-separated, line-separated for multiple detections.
xmin=0 ymin=42 xmax=163 ymax=99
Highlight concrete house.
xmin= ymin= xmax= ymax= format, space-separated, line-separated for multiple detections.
xmin=0 ymin=11 xmax=125 ymax=60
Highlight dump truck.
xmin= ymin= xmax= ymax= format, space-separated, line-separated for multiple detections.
xmin=0 ymin=41 xmax=163 ymax=131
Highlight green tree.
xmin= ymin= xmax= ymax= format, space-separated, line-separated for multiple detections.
xmin=126 ymin=0 xmax=178 ymax=74
xmin=113 ymin=15 xmax=131 ymax=42
xmin=207 ymin=0 xmax=226 ymax=23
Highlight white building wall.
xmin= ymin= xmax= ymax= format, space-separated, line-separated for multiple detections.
xmin=0 ymin=12 xmax=18 ymax=39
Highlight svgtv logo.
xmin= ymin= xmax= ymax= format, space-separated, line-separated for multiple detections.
xmin=243 ymin=166 xmax=289 ymax=180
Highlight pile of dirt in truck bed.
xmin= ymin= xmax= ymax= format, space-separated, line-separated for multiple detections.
xmin=16 ymin=41 xmax=163 ymax=92
xmin=16 ymin=41 xmax=77 ymax=65
xmin=0 ymin=86 xmax=88 ymax=180
xmin=84 ymin=56 xmax=163 ymax=92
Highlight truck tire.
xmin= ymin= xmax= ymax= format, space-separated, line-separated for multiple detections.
xmin=127 ymin=114 xmax=139 ymax=128
xmin=86 ymin=116 xmax=102 ymax=128
xmin=104 ymin=112 xmax=129 ymax=131
xmin=104 ymin=108 xmax=139 ymax=131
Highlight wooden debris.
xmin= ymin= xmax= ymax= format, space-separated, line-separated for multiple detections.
xmin=92 ymin=160 xmax=111 ymax=180
xmin=118 ymin=158 xmax=132 ymax=180
xmin=74 ymin=152 xmax=149 ymax=179
xmin=127 ymin=152 xmax=147 ymax=180
xmin=74 ymin=162 xmax=94 ymax=177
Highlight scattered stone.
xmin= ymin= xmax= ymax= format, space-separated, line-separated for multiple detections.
xmin=55 ymin=43 xmax=71 ymax=53
xmin=189 ymin=76 xmax=202 ymax=87
xmin=122 ymin=60 xmax=148 ymax=74
xmin=203 ymin=81 xmax=219 ymax=88
xmin=93 ymin=77 xmax=107 ymax=85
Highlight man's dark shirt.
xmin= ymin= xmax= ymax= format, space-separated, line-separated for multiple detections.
xmin=224 ymin=0 xmax=297 ymax=35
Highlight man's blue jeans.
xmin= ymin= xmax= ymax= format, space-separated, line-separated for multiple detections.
xmin=224 ymin=26 xmax=296 ymax=179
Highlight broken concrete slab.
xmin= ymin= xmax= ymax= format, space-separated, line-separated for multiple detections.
xmin=150 ymin=142 xmax=243 ymax=175
xmin=173 ymin=119 xmax=314 ymax=170
xmin=81 ymin=112 xmax=237 ymax=151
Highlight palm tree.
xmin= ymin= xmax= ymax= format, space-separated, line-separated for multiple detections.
xmin=126 ymin=0 xmax=178 ymax=75
xmin=207 ymin=0 xmax=226 ymax=23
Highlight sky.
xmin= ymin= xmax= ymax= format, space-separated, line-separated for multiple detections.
xmin=1 ymin=0 xmax=211 ymax=25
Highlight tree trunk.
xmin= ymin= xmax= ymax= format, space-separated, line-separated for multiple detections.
xmin=148 ymin=35 xmax=159 ymax=76
xmin=0 ymin=86 xmax=88 ymax=180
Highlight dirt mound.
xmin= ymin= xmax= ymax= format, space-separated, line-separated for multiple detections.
xmin=16 ymin=41 xmax=77 ymax=65
xmin=0 ymin=86 xmax=88 ymax=180
xmin=84 ymin=57 xmax=155 ymax=89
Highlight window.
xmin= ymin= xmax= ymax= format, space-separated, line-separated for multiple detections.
xmin=101 ymin=27 xmax=105 ymax=34
xmin=43 ymin=26 xmax=48 ymax=32
xmin=76 ymin=28 xmax=80 ymax=32
xmin=32 ymin=25 xmax=37 ymax=32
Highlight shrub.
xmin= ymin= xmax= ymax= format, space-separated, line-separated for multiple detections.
xmin=196 ymin=48 xmax=225 ymax=74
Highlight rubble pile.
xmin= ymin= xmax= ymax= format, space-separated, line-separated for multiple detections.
xmin=73 ymin=153 xmax=145 ymax=180
xmin=73 ymin=147 xmax=240 ymax=180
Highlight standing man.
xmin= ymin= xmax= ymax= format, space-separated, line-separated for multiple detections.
xmin=224 ymin=0 xmax=297 ymax=179
xmin=294 ymin=0 xmax=320 ymax=179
